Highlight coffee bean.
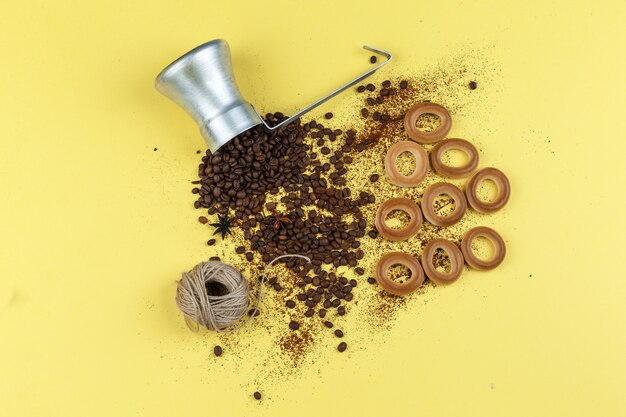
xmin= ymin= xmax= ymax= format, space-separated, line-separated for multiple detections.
xmin=334 ymin=329 xmax=344 ymax=338
xmin=324 ymin=112 xmax=333 ymax=119
xmin=318 ymin=309 xmax=327 ymax=318
xmin=214 ymin=345 xmax=223 ymax=356
xmin=324 ymin=320 xmax=334 ymax=328
xmin=321 ymin=147 xmax=331 ymax=155
xmin=400 ymin=80 xmax=408 ymax=89
xmin=337 ymin=342 xmax=347 ymax=352
xmin=305 ymin=309 xmax=314 ymax=317
xmin=370 ymin=55 xmax=377 ymax=64
xmin=286 ymin=300 xmax=296 ymax=308
xmin=248 ymin=308 xmax=260 ymax=317
xmin=361 ymin=108 xmax=369 ymax=118
xmin=369 ymin=174 xmax=379 ymax=182
xmin=245 ymin=252 xmax=253 ymax=261
xmin=357 ymin=85 xmax=366 ymax=93
xmin=236 ymin=246 xmax=245 ymax=254
xmin=199 ymin=216 xmax=208 ymax=224
xmin=289 ymin=320 xmax=300 ymax=330
xmin=273 ymin=283 xmax=282 ymax=291
xmin=209 ymin=256 xmax=220 ymax=261
xmin=253 ymin=391 xmax=262 ymax=400
xmin=355 ymin=267 xmax=365 ymax=275
xmin=337 ymin=306 xmax=346 ymax=315
xmin=332 ymin=299 xmax=341 ymax=308
xmin=469 ymin=81 xmax=478 ymax=90
xmin=207 ymin=239 xmax=216 ymax=246
xmin=344 ymin=293 xmax=353 ymax=301
xmin=368 ymin=229 xmax=378 ymax=238
xmin=382 ymin=80 xmax=391 ymax=88
xmin=366 ymin=83 xmax=375 ymax=91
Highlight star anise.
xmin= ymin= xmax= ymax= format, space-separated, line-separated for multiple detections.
xmin=267 ymin=210 xmax=292 ymax=232
xmin=209 ymin=214 xmax=235 ymax=239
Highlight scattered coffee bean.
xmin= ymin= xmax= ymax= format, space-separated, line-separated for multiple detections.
xmin=324 ymin=112 xmax=333 ymax=119
xmin=368 ymin=229 xmax=379 ymax=238
xmin=357 ymin=85 xmax=365 ymax=93
xmin=370 ymin=55 xmax=377 ymax=64
xmin=214 ymin=345 xmax=223 ymax=356
xmin=382 ymin=80 xmax=391 ymax=88
xmin=253 ymin=391 xmax=262 ymax=400
xmin=361 ymin=108 xmax=369 ymax=118
xmin=337 ymin=306 xmax=346 ymax=316
xmin=469 ymin=81 xmax=478 ymax=90
xmin=245 ymin=252 xmax=253 ymax=261
xmin=305 ymin=309 xmax=314 ymax=317
xmin=369 ymin=174 xmax=379 ymax=182
xmin=286 ymin=300 xmax=296 ymax=308
xmin=289 ymin=320 xmax=300 ymax=330
xmin=236 ymin=246 xmax=246 ymax=254
xmin=318 ymin=309 xmax=327 ymax=318
xmin=334 ymin=329 xmax=344 ymax=338
xmin=355 ymin=267 xmax=365 ymax=275
xmin=198 ymin=216 xmax=208 ymax=224
xmin=207 ymin=239 xmax=216 ymax=246
xmin=337 ymin=342 xmax=347 ymax=352
xmin=367 ymin=277 xmax=376 ymax=284
xmin=400 ymin=80 xmax=408 ymax=89
xmin=366 ymin=83 xmax=375 ymax=91
xmin=324 ymin=321 xmax=334 ymax=328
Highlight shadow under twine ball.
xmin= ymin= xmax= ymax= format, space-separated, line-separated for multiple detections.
xmin=176 ymin=261 xmax=249 ymax=332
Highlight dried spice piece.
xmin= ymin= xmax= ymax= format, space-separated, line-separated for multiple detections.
xmin=266 ymin=210 xmax=292 ymax=232
xmin=209 ymin=215 xmax=235 ymax=239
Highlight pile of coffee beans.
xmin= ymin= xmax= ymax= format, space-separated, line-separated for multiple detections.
xmin=193 ymin=113 xmax=379 ymax=276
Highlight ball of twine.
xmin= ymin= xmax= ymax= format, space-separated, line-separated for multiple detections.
xmin=176 ymin=255 xmax=310 ymax=333
xmin=176 ymin=261 xmax=249 ymax=333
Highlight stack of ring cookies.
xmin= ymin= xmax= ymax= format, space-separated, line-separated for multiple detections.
xmin=374 ymin=101 xmax=511 ymax=295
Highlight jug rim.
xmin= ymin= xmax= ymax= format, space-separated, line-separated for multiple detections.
xmin=155 ymin=39 xmax=226 ymax=86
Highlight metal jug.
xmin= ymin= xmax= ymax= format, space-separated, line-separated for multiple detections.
xmin=155 ymin=39 xmax=391 ymax=152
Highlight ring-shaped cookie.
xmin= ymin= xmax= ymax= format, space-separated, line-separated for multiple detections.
xmin=465 ymin=167 xmax=510 ymax=213
xmin=374 ymin=197 xmax=423 ymax=241
xmin=404 ymin=102 xmax=452 ymax=144
xmin=461 ymin=226 xmax=506 ymax=270
xmin=421 ymin=182 xmax=467 ymax=227
xmin=421 ymin=239 xmax=464 ymax=284
xmin=375 ymin=252 xmax=425 ymax=296
xmin=430 ymin=138 xmax=479 ymax=178
xmin=384 ymin=141 xmax=429 ymax=187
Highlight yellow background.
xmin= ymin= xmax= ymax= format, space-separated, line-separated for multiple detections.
xmin=1 ymin=0 xmax=625 ymax=416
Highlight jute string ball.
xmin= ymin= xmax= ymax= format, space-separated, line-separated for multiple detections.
xmin=176 ymin=254 xmax=310 ymax=333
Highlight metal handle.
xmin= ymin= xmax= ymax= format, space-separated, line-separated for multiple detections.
xmin=253 ymin=45 xmax=392 ymax=131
